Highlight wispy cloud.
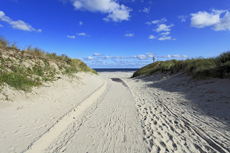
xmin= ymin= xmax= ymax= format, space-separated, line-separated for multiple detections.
xmin=100 ymin=56 xmax=128 ymax=59
xmin=146 ymin=53 xmax=155 ymax=57
xmin=158 ymin=54 xmax=188 ymax=58
xmin=155 ymin=24 xmax=174 ymax=32
xmin=0 ymin=11 xmax=41 ymax=32
xmin=90 ymin=60 xmax=152 ymax=68
xmin=131 ymin=53 xmax=156 ymax=60
xmin=161 ymin=32 xmax=170 ymax=35
xmin=0 ymin=24 xmax=3 ymax=27
xmin=72 ymin=0 xmax=131 ymax=22
xmin=148 ymin=35 xmax=156 ymax=39
xmin=67 ymin=35 xmax=75 ymax=39
xmin=146 ymin=18 xmax=175 ymax=41
xmin=178 ymin=15 xmax=187 ymax=22
xmin=91 ymin=60 xmax=107 ymax=65
xmin=77 ymin=32 xmax=89 ymax=36
xmin=83 ymin=56 xmax=98 ymax=60
xmin=146 ymin=18 xmax=167 ymax=25
xmin=124 ymin=33 xmax=134 ymax=37
xmin=190 ymin=9 xmax=230 ymax=31
xmin=158 ymin=36 xmax=172 ymax=41
xmin=93 ymin=53 xmax=104 ymax=56
xmin=139 ymin=7 xmax=150 ymax=13
xmin=131 ymin=54 xmax=148 ymax=60
xmin=79 ymin=21 xmax=83 ymax=26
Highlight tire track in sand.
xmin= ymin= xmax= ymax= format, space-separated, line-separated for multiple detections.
xmin=46 ymin=78 xmax=146 ymax=153
xmin=123 ymin=77 xmax=229 ymax=153
xmin=24 ymin=80 xmax=107 ymax=153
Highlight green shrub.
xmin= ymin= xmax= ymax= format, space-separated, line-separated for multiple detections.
xmin=0 ymin=72 xmax=41 ymax=91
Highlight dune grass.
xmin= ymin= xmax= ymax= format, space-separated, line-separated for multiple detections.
xmin=132 ymin=52 xmax=230 ymax=79
xmin=0 ymin=36 xmax=97 ymax=91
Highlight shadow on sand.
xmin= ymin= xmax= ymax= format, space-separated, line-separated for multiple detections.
xmin=132 ymin=72 xmax=230 ymax=128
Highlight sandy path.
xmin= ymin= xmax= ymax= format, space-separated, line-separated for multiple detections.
xmin=0 ymin=73 xmax=104 ymax=153
xmin=25 ymin=80 xmax=107 ymax=153
xmin=1 ymin=71 xmax=230 ymax=153
xmin=123 ymin=73 xmax=230 ymax=153
xmin=43 ymin=78 xmax=146 ymax=153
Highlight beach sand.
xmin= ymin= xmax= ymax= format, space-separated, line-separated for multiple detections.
xmin=0 ymin=71 xmax=230 ymax=152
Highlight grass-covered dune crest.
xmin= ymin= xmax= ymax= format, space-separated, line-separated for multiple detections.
xmin=132 ymin=52 xmax=230 ymax=79
xmin=0 ymin=36 xmax=97 ymax=91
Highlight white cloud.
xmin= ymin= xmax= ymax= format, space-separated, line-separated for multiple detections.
xmin=178 ymin=15 xmax=187 ymax=22
xmin=146 ymin=18 xmax=167 ymax=25
xmin=72 ymin=0 xmax=131 ymax=22
xmin=171 ymin=54 xmax=188 ymax=58
xmin=89 ymin=59 xmax=152 ymax=68
xmin=93 ymin=53 xmax=104 ymax=56
xmin=145 ymin=22 xmax=152 ymax=25
xmin=140 ymin=7 xmax=150 ymax=13
xmin=191 ymin=9 xmax=230 ymax=31
xmin=146 ymin=53 xmax=155 ymax=57
xmin=83 ymin=56 xmax=98 ymax=60
xmin=0 ymin=11 xmax=41 ymax=32
xmin=214 ymin=12 xmax=230 ymax=31
xmin=155 ymin=24 xmax=174 ymax=32
xmin=158 ymin=36 xmax=171 ymax=41
xmin=101 ymin=56 xmax=128 ymax=59
xmin=158 ymin=54 xmax=188 ymax=58
xmin=91 ymin=60 xmax=107 ymax=65
xmin=77 ymin=32 xmax=89 ymax=36
xmin=101 ymin=55 xmax=111 ymax=59
xmin=67 ymin=35 xmax=75 ymax=39
xmin=148 ymin=35 xmax=156 ymax=39
xmin=161 ymin=32 xmax=170 ymax=35
xmin=153 ymin=18 xmax=167 ymax=24
xmin=124 ymin=33 xmax=134 ymax=37
xmin=79 ymin=21 xmax=83 ymax=25
xmin=131 ymin=53 xmax=155 ymax=59
xmin=0 ymin=24 xmax=3 ymax=27
xmin=137 ymin=55 xmax=148 ymax=60
xmin=191 ymin=10 xmax=222 ymax=28
xmin=131 ymin=54 xmax=148 ymax=60
xmin=130 ymin=55 xmax=137 ymax=58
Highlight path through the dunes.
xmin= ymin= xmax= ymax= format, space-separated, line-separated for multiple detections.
xmin=42 ymin=78 xmax=146 ymax=153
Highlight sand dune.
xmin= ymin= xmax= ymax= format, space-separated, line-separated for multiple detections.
xmin=0 ymin=72 xmax=230 ymax=153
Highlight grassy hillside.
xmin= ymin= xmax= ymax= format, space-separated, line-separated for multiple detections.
xmin=0 ymin=36 xmax=97 ymax=91
xmin=132 ymin=52 xmax=230 ymax=79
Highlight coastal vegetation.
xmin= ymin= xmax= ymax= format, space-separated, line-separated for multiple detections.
xmin=0 ymin=36 xmax=97 ymax=91
xmin=132 ymin=52 xmax=230 ymax=79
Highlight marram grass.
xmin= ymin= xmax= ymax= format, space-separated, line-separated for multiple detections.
xmin=132 ymin=52 xmax=230 ymax=79
xmin=0 ymin=36 xmax=97 ymax=91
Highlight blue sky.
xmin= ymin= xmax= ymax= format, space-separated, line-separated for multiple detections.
xmin=0 ymin=0 xmax=230 ymax=68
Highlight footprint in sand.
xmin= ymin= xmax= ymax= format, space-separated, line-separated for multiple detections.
xmin=24 ymin=133 xmax=31 ymax=137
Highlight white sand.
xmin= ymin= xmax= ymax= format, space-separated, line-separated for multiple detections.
xmin=0 ymin=73 xmax=104 ymax=153
xmin=123 ymin=72 xmax=230 ymax=153
xmin=1 ymin=71 xmax=230 ymax=153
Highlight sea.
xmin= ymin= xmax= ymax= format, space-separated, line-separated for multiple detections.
xmin=93 ymin=68 xmax=139 ymax=72
xmin=93 ymin=68 xmax=139 ymax=78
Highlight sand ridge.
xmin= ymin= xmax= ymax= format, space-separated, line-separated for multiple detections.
xmin=0 ymin=72 xmax=104 ymax=153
